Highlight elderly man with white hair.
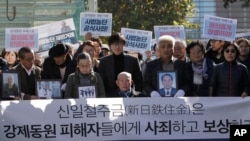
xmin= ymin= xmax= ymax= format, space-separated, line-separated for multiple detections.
xmin=110 ymin=71 xmax=146 ymax=98
xmin=38 ymin=82 xmax=52 ymax=99
xmin=3 ymin=74 xmax=19 ymax=99
xmin=173 ymin=39 xmax=189 ymax=62
xmin=143 ymin=35 xmax=191 ymax=97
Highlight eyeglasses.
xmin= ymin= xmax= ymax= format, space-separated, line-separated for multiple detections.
xmin=78 ymin=64 xmax=91 ymax=68
xmin=23 ymin=58 xmax=35 ymax=62
xmin=225 ymin=49 xmax=236 ymax=54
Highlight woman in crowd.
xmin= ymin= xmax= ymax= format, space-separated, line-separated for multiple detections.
xmin=65 ymin=52 xmax=106 ymax=98
xmin=236 ymin=38 xmax=250 ymax=75
xmin=73 ymin=40 xmax=99 ymax=72
xmin=1 ymin=48 xmax=19 ymax=69
xmin=210 ymin=42 xmax=249 ymax=97
xmin=186 ymin=40 xmax=214 ymax=96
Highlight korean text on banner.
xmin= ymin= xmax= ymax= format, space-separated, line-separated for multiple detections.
xmin=80 ymin=12 xmax=112 ymax=36
xmin=33 ymin=18 xmax=78 ymax=53
xmin=5 ymin=28 xmax=38 ymax=52
xmin=1 ymin=97 xmax=250 ymax=141
xmin=202 ymin=15 xmax=237 ymax=41
xmin=121 ymin=28 xmax=152 ymax=52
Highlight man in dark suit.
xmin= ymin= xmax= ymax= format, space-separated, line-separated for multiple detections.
xmin=99 ymin=33 xmax=143 ymax=96
xmin=111 ymin=72 xmax=145 ymax=97
xmin=143 ymin=35 xmax=191 ymax=97
xmin=12 ymin=47 xmax=42 ymax=100
xmin=41 ymin=43 xmax=76 ymax=98
xmin=158 ymin=74 xmax=177 ymax=97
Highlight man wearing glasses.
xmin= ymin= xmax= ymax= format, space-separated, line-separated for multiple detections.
xmin=12 ymin=47 xmax=42 ymax=100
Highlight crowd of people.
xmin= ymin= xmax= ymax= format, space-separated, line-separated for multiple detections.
xmin=0 ymin=32 xmax=250 ymax=100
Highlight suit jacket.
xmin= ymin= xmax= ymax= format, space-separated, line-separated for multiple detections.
xmin=12 ymin=64 xmax=42 ymax=96
xmin=158 ymin=87 xmax=177 ymax=97
xmin=65 ymin=72 xmax=106 ymax=98
xmin=41 ymin=54 xmax=76 ymax=84
xmin=99 ymin=53 xmax=143 ymax=96
xmin=143 ymin=58 xmax=191 ymax=96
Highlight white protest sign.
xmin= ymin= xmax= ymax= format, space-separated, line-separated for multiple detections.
xmin=236 ymin=32 xmax=250 ymax=40
xmin=80 ymin=12 xmax=112 ymax=36
xmin=202 ymin=15 xmax=237 ymax=41
xmin=5 ymin=28 xmax=38 ymax=51
xmin=78 ymin=85 xmax=96 ymax=98
xmin=154 ymin=25 xmax=185 ymax=41
xmin=1 ymin=97 xmax=250 ymax=141
xmin=33 ymin=18 xmax=78 ymax=53
xmin=121 ymin=28 xmax=152 ymax=52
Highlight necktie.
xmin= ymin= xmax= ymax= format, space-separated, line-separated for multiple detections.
xmin=45 ymin=89 xmax=47 ymax=96
xmin=166 ymin=91 xmax=170 ymax=96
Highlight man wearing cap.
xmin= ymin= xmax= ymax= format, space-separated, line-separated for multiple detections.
xmin=41 ymin=43 xmax=76 ymax=98
xmin=101 ymin=44 xmax=110 ymax=57
xmin=98 ymin=32 xmax=143 ymax=96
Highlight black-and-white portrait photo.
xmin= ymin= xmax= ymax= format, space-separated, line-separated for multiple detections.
xmin=2 ymin=72 xmax=20 ymax=99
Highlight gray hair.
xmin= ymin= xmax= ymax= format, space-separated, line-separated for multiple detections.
xmin=175 ymin=38 xmax=187 ymax=48
xmin=117 ymin=71 xmax=132 ymax=80
xmin=158 ymin=35 xmax=176 ymax=47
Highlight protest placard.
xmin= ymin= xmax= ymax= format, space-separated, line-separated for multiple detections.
xmin=33 ymin=18 xmax=78 ymax=53
xmin=5 ymin=28 xmax=38 ymax=51
xmin=202 ymin=15 xmax=237 ymax=41
xmin=236 ymin=32 xmax=250 ymax=40
xmin=121 ymin=28 xmax=152 ymax=53
xmin=80 ymin=12 xmax=112 ymax=36
xmin=154 ymin=25 xmax=185 ymax=41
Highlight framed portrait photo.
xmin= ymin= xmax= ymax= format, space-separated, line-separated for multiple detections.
xmin=157 ymin=71 xmax=178 ymax=97
xmin=78 ymin=85 xmax=96 ymax=98
xmin=1 ymin=72 xmax=20 ymax=99
xmin=36 ymin=79 xmax=61 ymax=99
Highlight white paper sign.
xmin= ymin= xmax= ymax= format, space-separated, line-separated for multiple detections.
xmin=5 ymin=28 xmax=38 ymax=51
xmin=154 ymin=25 xmax=185 ymax=41
xmin=121 ymin=28 xmax=152 ymax=52
xmin=80 ymin=12 xmax=112 ymax=36
xmin=33 ymin=18 xmax=78 ymax=53
xmin=202 ymin=15 xmax=237 ymax=41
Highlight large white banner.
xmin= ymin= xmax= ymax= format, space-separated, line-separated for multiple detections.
xmin=154 ymin=25 xmax=185 ymax=41
xmin=1 ymin=97 xmax=250 ymax=141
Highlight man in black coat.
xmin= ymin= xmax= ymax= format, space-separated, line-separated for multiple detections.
xmin=99 ymin=33 xmax=143 ymax=96
xmin=111 ymin=72 xmax=146 ymax=97
xmin=41 ymin=43 xmax=76 ymax=98
xmin=143 ymin=35 xmax=191 ymax=97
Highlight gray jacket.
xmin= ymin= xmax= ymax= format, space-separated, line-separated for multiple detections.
xmin=65 ymin=72 xmax=106 ymax=98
